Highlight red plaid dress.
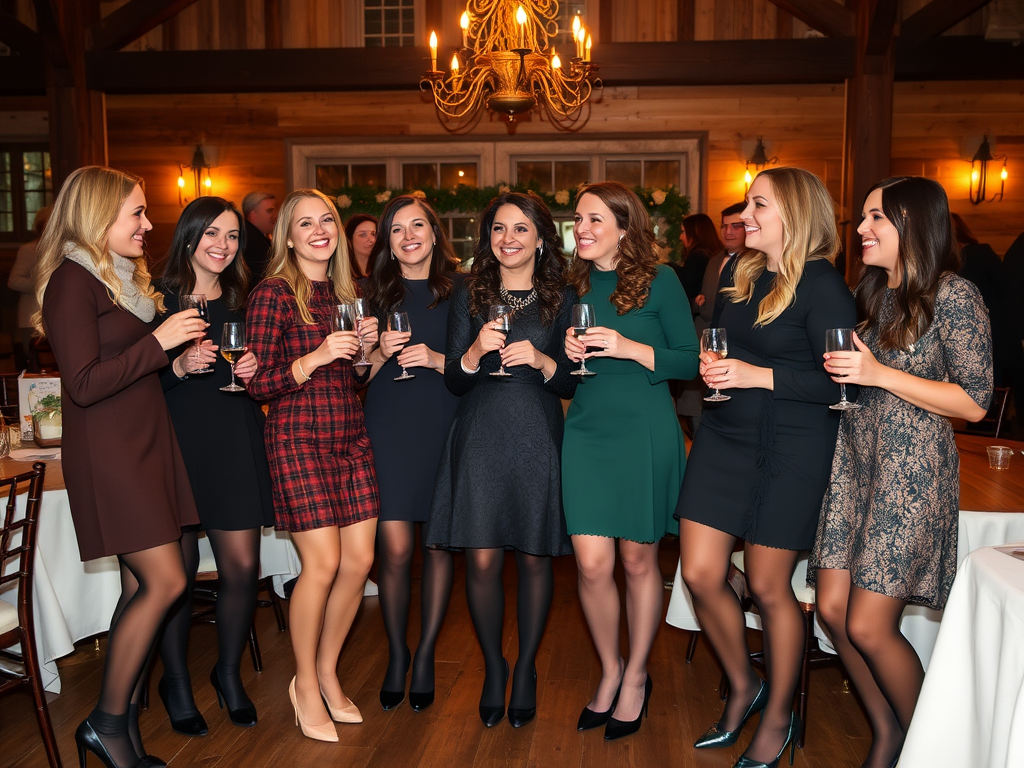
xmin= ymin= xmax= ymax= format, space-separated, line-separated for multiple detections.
xmin=246 ymin=278 xmax=379 ymax=531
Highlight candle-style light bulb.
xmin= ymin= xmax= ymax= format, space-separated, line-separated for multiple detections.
xmin=461 ymin=12 xmax=470 ymax=48
xmin=177 ymin=176 xmax=185 ymax=188
xmin=585 ymin=34 xmax=592 ymax=62
xmin=744 ymin=169 xmax=753 ymax=185
xmin=516 ymin=5 xmax=527 ymax=49
xmin=572 ymin=14 xmax=581 ymax=35
xmin=451 ymin=53 xmax=460 ymax=73
xmin=551 ymin=48 xmax=561 ymax=70
xmin=204 ymin=176 xmax=212 ymax=189
xmin=1001 ymin=165 xmax=1009 ymax=181
xmin=429 ymin=31 xmax=438 ymax=71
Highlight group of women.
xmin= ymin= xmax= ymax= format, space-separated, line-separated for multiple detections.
xmin=34 ymin=163 xmax=991 ymax=768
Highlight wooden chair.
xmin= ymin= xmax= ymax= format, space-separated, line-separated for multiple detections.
xmin=0 ymin=372 xmax=21 ymax=425
xmin=953 ymin=386 xmax=1011 ymax=439
xmin=0 ymin=462 xmax=61 ymax=768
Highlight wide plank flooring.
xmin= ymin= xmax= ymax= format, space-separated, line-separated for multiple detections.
xmin=2 ymin=538 xmax=872 ymax=767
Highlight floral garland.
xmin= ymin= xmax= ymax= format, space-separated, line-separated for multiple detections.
xmin=323 ymin=183 xmax=691 ymax=257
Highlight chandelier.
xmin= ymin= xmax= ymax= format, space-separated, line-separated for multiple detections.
xmin=421 ymin=1 xmax=601 ymax=133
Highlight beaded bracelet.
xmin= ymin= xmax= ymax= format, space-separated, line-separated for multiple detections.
xmin=296 ymin=358 xmax=312 ymax=382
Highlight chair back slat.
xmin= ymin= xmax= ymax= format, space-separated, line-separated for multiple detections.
xmin=0 ymin=463 xmax=47 ymax=609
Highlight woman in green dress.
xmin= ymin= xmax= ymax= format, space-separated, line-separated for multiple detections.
xmin=562 ymin=182 xmax=700 ymax=740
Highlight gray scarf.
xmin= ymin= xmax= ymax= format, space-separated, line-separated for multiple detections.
xmin=64 ymin=244 xmax=156 ymax=323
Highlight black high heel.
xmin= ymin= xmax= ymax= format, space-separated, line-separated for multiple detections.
xmin=380 ymin=646 xmax=410 ymax=711
xmin=577 ymin=683 xmax=621 ymax=731
xmin=604 ymin=675 xmax=652 ymax=741
xmin=478 ymin=659 xmax=509 ymax=728
xmin=732 ymin=711 xmax=800 ymax=768
xmin=507 ymin=668 xmax=537 ymax=728
xmin=157 ymin=678 xmax=208 ymax=737
xmin=75 ymin=718 xmax=160 ymax=768
xmin=694 ymin=678 xmax=769 ymax=749
xmin=210 ymin=667 xmax=257 ymax=728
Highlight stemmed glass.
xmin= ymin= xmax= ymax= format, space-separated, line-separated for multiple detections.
xmin=489 ymin=305 xmax=513 ymax=378
xmin=332 ymin=303 xmax=356 ymax=334
xmin=702 ymin=328 xmax=731 ymax=402
xmin=570 ymin=303 xmax=597 ymax=377
xmin=825 ymin=328 xmax=861 ymax=411
xmin=351 ymin=298 xmax=371 ymax=367
xmin=388 ymin=311 xmax=415 ymax=381
xmin=219 ymin=322 xmax=247 ymax=392
xmin=181 ymin=294 xmax=212 ymax=374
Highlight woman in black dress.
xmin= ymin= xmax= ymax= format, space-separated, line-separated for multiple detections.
xmin=36 ymin=166 xmax=207 ymax=768
xmin=154 ymin=197 xmax=274 ymax=735
xmin=345 ymin=214 xmax=377 ymax=279
xmin=676 ymin=168 xmax=856 ymax=768
xmin=362 ymin=196 xmax=460 ymax=712
xmin=426 ymin=192 xmax=576 ymax=728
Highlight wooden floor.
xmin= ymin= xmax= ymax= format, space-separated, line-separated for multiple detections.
xmin=2 ymin=539 xmax=873 ymax=767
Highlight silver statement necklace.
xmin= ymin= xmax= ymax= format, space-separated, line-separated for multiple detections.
xmin=499 ymin=284 xmax=537 ymax=311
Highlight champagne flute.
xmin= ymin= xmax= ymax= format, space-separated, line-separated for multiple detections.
xmin=219 ymin=322 xmax=247 ymax=392
xmin=332 ymin=303 xmax=356 ymax=333
xmin=352 ymin=298 xmax=371 ymax=367
xmin=825 ymin=328 xmax=861 ymax=411
xmin=489 ymin=305 xmax=513 ymax=378
xmin=702 ymin=327 xmax=731 ymax=402
xmin=570 ymin=303 xmax=597 ymax=377
xmin=389 ymin=311 xmax=415 ymax=381
xmin=181 ymin=294 xmax=212 ymax=374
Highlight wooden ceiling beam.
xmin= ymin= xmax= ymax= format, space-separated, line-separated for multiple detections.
xmin=900 ymin=0 xmax=995 ymax=47
xmin=0 ymin=9 xmax=41 ymax=54
xmin=764 ymin=0 xmax=855 ymax=38
xmin=866 ymin=0 xmax=900 ymax=57
xmin=90 ymin=0 xmax=202 ymax=52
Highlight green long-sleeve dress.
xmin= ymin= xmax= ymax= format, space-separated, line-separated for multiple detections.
xmin=562 ymin=264 xmax=700 ymax=542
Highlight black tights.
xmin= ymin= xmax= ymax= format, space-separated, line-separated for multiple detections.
xmin=377 ymin=521 xmax=454 ymax=694
xmin=159 ymin=528 xmax=262 ymax=715
xmin=92 ymin=542 xmax=187 ymax=768
xmin=465 ymin=549 xmax=552 ymax=710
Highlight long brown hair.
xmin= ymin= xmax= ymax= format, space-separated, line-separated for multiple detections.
xmin=856 ymin=176 xmax=960 ymax=350
xmin=682 ymin=213 xmax=724 ymax=257
xmin=565 ymin=181 xmax=659 ymax=315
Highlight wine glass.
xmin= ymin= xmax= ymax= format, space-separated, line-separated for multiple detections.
xmin=388 ymin=311 xmax=415 ymax=381
xmin=570 ymin=303 xmax=597 ymax=377
xmin=488 ymin=305 xmax=513 ymax=378
xmin=219 ymin=322 xmax=247 ymax=392
xmin=702 ymin=327 xmax=731 ymax=402
xmin=825 ymin=328 xmax=861 ymax=411
xmin=351 ymin=298 xmax=371 ymax=367
xmin=181 ymin=294 xmax=212 ymax=374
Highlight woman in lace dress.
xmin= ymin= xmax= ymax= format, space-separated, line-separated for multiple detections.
xmin=811 ymin=176 xmax=993 ymax=768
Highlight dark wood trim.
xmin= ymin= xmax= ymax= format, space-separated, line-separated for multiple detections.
xmin=0 ymin=9 xmax=40 ymax=54
xmin=89 ymin=0 xmax=201 ymax=52
xmin=894 ymin=35 xmax=1024 ymax=80
xmin=678 ymin=0 xmax=695 ymax=42
xmin=866 ymin=0 xmax=899 ymax=57
xmin=764 ymin=0 xmax=854 ymax=38
xmin=264 ymin=0 xmax=281 ymax=49
xmin=900 ymin=0 xmax=995 ymax=47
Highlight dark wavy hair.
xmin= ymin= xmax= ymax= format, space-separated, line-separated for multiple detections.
xmin=364 ymin=196 xmax=457 ymax=317
xmin=682 ymin=213 xmax=724 ymax=258
xmin=345 ymin=213 xmax=378 ymax=279
xmin=856 ymin=176 xmax=961 ymax=350
xmin=159 ymin=196 xmax=249 ymax=312
xmin=466 ymin=192 xmax=566 ymax=326
xmin=565 ymin=181 xmax=659 ymax=315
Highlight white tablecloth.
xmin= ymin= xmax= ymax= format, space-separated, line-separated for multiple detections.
xmin=666 ymin=509 xmax=1024 ymax=669
xmin=900 ymin=545 xmax=1024 ymax=767
xmin=0 ymin=488 xmax=302 ymax=693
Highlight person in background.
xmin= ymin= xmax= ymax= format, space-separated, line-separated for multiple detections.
xmin=813 ymin=177 xmax=992 ymax=768
xmin=345 ymin=214 xmax=378 ymax=280
xmin=696 ymin=202 xmax=746 ymax=332
xmin=8 ymin=205 xmax=52 ymax=371
xmin=242 ymin=191 xmax=278 ymax=284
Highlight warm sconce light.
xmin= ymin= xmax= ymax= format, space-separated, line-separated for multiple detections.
xmin=178 ymin=144 xmax=213 ymax=206
xmin=744 ymin=136 xmax=778 ymax=191
xmin=969 ymin=135 xmax=1007 ymax=205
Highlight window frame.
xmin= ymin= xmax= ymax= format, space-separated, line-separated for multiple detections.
xmin=0 ymin=142 xmax=52 ymax=244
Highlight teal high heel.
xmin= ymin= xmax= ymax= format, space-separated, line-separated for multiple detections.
xmin=694 ymin=678 xmax=769 ymax=749
xmin=732 ymin=711 xmax=800 ymax=768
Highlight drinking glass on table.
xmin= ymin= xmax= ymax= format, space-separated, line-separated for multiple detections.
xmin=825 ymin=328 xmax=860 ymax=411
xmin=388 ymin=311 xmax=415 ymax=381
xmin=351 ymin=298 xmax=371 ymax=367
xmin=570 ymin=303 xmax=597 ymax=377
xmin=702 ymin=327 xmax=731 ymax=402
xmin=181 ymin=294 xmax=212 ymax=374
xmin=488 ymin=305 xmax=513 ymax=378
xmin=219 ymin=322 xmax=247 ymax=392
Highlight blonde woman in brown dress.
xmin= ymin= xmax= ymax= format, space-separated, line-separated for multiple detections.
xmin=811 ymin=177 xmax=993 ymax=768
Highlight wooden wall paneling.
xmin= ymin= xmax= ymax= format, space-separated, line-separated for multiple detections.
xmin=218 ymin=0 xmax=247 ymax=49
xmin=611 ymin=0 xmax=637 ymax=42
xmin=775 ymin=4 xmax=792 ymax=38
xmin=752 ymin=0 xmax=778 ymax=40
xmin=244 ymin=0 xmax=262 ymax=49
xmin=264 ymin=0 xmax=280 ymax=48
xmin=678 ymin=0 xmax=695 ymax=42
xmin=693 ymin=0 xmax=714 ymax=40
xmin=199 ymin=0 xmax=219 ymax=50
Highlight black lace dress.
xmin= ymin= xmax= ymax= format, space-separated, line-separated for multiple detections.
xmin=425 ymin=283 xmax=577 ymax=556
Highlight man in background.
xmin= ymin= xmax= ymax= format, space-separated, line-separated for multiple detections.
xmin=696 ymin=201 xmax=746 ymax=331
xmin=242 ymin=191 xmax=278 ymax=284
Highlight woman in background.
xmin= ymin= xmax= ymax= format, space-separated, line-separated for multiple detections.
xmin=362 ymin=196 xmax=460 ymax=712
xmin=812 ymin=177 xmax=992 ymax=768
xmin=9 ymin=205 xmax=52 ymax=370
xmin=246 ymin=189 xmax=379 ymax=743
xmin=346 ymin=214 xmax=378 ymax=279
xmin=678 ymin=213 xmax=723 ymax=317
xmin=155 ymin=196 xmax=273 ymax=735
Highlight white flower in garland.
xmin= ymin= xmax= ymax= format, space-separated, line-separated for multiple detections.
xmin=555 ymin=189 xmax=570 ymax=205
xmin=375 ymin=190 xmax=392 ymax=203
xmin=336 ymin=194 xmax=353 ymax=209
xmin=652 ymin=189 xmax=667 ymax=205
xmin=410 ymin=190 xmax=427 ymax=199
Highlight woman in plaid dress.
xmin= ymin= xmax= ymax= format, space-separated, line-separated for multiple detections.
xmin=247 ymin=189 xmax=380 ymax=743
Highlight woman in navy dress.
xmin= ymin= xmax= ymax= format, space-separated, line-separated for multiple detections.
xmin=246 ymin=189 xmax=379 ymax=743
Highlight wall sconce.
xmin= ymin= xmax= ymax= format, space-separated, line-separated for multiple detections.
xmin=970 ymin=135 xmax=1007 ymax=205
xmin=177 ymin=144 xmax=213 ymax=206
xmin=743 ymin=137 xmax=778 ymax=191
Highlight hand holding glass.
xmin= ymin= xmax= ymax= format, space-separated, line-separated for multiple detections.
xmin=219 ymin=322 xmax=246 ymax=392
xmin=489 ymin=305 xmax=513 ymax=378
xmin=389 ymin=311 xmax=415 ymax=381
xmin=702 ymin=328 xmax=731 ymax=402
xmin=570 ymin=303 xmax=597 ymax=377
xmin=181 ymin=294 xmax=212 ymax=374
xmin=825 ymin=328 xmax=861 ymax=411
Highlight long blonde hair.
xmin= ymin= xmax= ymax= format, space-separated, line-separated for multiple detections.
xmin=264 ymin=189 xmax=356 ymax=325
xmin=33 ymin=166 xmax=164 ymax=335
xmin=724 ymin=167 xmax=839 ymax=326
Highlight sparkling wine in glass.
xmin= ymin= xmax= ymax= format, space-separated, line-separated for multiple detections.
xmin=570 ymin=303 xmax=597 ymax=377
xmin=219 ymin=322 xmax=246 ymax=392
xmin=332 ymin=303 xmax=356 ymax=333
xmin=352 ymin=298 xmax=371 ymax=367
xmin=389 ymin=311 xmax=415 ymax=381
xmin=702 ymin=328 xmax=731 ymax=402
xmin=489 ymin=305 xmax=513 ymax=378
xmin=181 ymin=294 xmax=212 ymax=374
xmin=825 ymin=328 xmax=861 ymax=411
